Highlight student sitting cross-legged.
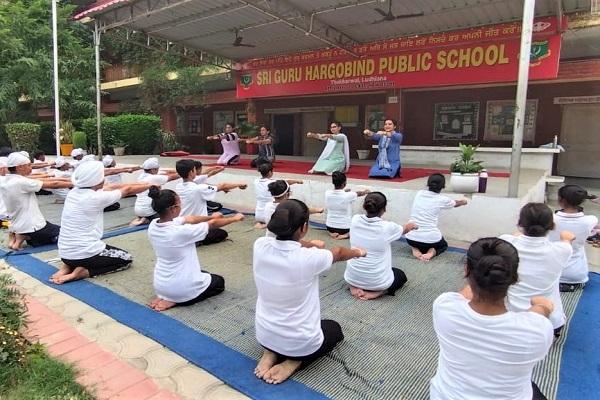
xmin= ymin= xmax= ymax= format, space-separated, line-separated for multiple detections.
xmin=344 ymin=192 xmax=417 ymax=300
xmin=430 ymin=237 xmax=554 ymax=400
xmin=253 ymin=199 xmax=366 ymax=384
xmin=175 ymin=159 xmax=247 ymax=246
xmin=325 ymin=171 xmax=369 ymax=240
xmin=52 ymin=161 xmax=152 ymax=284
xmin=147 ymin=186 xmax=244 ymax=311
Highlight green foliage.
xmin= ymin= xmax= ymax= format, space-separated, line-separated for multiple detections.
xmin=72 ymin=131 xmax=87 ymax=149
xmin=238 ymin=122 xmax=259 ymax=137
xmin=0 ymin=0 xmax=95 ymax=122
xmin=450 ymin=143 xmax=484 ymax=174
xmin=82 ymin=114 xmax=161 ymax=154
xmin=5 ymin=122 xmax=40 ymax=155
xmin=139 ymin=66 xmax=207 ymax=112
xmin=60 ymin=120 xmax=75 ymax=143
xmin=0 ymin=274 xmax=27 ymax=388
xmin=160 ymin=130 xmax=185 ymax=152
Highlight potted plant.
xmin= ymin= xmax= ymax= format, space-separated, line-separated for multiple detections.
xmin=111 ymin=139 xmax=127 ymax=156
xmin=450 ymin=143 xmax=484 ymax=193
xmin=72 ymin=131 xmax=87 ymax=151
xmin=59 ymin=121 xmax=75 ymax=156
xmin=237 ymin=122 xmax=259 ymax=155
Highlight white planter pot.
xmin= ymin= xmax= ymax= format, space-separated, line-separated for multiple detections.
xmin=450 ymin=172 xmax=479 ymax=193
xmin=113 ymin=146 xmax=126 ymax=156
xmin=356 ymin=149 xmax=370 ymax=160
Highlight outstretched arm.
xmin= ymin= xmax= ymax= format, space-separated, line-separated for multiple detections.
xmin=207 ymin=213 xmax=244 ymax=229
xmin=204 ymin=166 xmax=225 ymax=177
xmin=216 ymin=182 xmax=247 ymax=192
xmin=330 ymin=246 xmax=366 ymax=263
xmin=40 ymin=179 xmax=73 ymax=190
xmin=306 ymin=132 xmax=330 ymax=141
xmin=454 ymin=199 xmax=468 ymax=207
xmin=113 ymin=183 xmax=152 ymax=197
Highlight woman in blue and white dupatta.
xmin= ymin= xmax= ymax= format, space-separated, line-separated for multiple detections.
xmin=364 ymin=118 xmax=403 ymax=178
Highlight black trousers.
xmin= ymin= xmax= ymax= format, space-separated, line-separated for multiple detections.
xmin=178 ymin=274 xmax=225 ymax=306
xmin=386 ymin=268 xmax=408 ymax=296
xmin=62 ymin=244 xmax=132 ymax=277
xmin=532 ymin=381 xmax=547 ymax=400
xmin=196 ymin=228 xmax=228 ymax=246
xmin=406 ymin=237 xmax=448 ymax=256
xmin=24 ymin=222 xmax=60 ymax=247
xmin=264 ymin=320 xmax=344 ymax=369
xmin=103 ymin=202 xmax=121 ymax=212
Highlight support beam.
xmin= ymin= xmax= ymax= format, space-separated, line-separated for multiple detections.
xmin=94 ymin=21 xmax=103 ymax=157
xmin=146 ymin=4 xmax=250 ymax=34
xmin=52 ymin=0 xmax=61 ymax=156
xmin=238 ymin=0 xmax=360 ymax=57
xmin=101 ymin=0 xmax=198 ymax=31
xmin=508 ymin=0 xmax=536 ymax=197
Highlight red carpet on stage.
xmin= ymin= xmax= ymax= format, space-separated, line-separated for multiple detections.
xmin=178 ymin=156 xmax=509 ymax=182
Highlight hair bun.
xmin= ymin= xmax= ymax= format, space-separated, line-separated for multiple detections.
xmin=148 ymin=185 xmax=161 ymax=199
xmin=267 ymin=208 xmax=293 ymax=236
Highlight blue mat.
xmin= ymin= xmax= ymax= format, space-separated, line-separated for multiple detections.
xmin=558 ymin=272 xmax=600 ymax=399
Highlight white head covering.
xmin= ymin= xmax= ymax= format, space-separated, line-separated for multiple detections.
xmin=54 ymin=156 xmax=67 ymax=168
xmin=19 ymin=151 xmax=30 ymax=159
xmin=71 ymin=148 xmax=85 ymax=158
xmin=7 ymin=152 xmax=31 ymax=167
xmin=102 ymin=155 xmax=114 ymax=167
xmin=0 ymin=157 xmax=8 ymax=168
xmin=142 ymin=157 xmax=160 ymax=170
xmin=82 ymin=154 xmax=96 ymax=162
xmin=71 ymin=160 xmax=105 ymax=188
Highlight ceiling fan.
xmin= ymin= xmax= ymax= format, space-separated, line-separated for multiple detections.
xmin=231 ymin=29 xmax=256 ymax=48
xmin=373 ymin=0 xmax=424 ymax=23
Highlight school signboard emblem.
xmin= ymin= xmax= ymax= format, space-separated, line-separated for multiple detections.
xmin=530 ymin=40 xmax=550 ymax=66
xmin=240 ymin=74 xmax=253 ymax=89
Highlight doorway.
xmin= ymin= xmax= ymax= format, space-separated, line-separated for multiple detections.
xmin=272 ymin=114 xmax=295 ymax=156
xmin=558 ymin=104 xmax=600 ymax=178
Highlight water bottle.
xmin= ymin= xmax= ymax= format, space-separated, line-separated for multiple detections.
xmin=478 ymin=170 xmax=488 ymax=193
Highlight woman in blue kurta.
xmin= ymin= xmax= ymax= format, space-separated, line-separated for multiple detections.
xmin=363 ymin=118 xmax=403 ymax=178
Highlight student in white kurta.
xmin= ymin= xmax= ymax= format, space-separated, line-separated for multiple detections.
xmin=131 ymin=157 xmax=180 ymax=226
xmin=0 ymin=157 xmax=11 ymax=233
xmin=51 ymin=157 xmax=73 ymax=204
xmin=430 ymin=237 xmax=554 ymax=400
xmin=253 ymin=199 xmax=366 ymax=384
xmin=345 ymin=192 xmax=417 ymax=300
xmin=192 ymin=160 xmax=225 ymax=213
xmin=500 ymin=203 xmax=574 ymax=337
xmin=0 ymin=152 xmax=73 ymax=250
xmin=102 ymin=155 xmax=141 ymax=212
xmin=146 ymin=186 xmax=244 ymax=311
xmin=174 ymin=159 xmax=247 ymax=245
xmin=325 ymin=171 xmax=369 ymax=239
xmin=53 ymin=161 xmax=152 ymax=284
xmin=405 ymin=174 xmax=467 ymax=261
xmin=69 ymin=148 xmax=86 ymax=170
xmin=548 ymin=185 xmax=598 ymax=291
xmin=254 ymin=161 xmax=302 ymax=228
xmin=263 ymin=180 xmax=324 ymax=234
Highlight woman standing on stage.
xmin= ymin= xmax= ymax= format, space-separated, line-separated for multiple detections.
xmin=363 ymin=118 xmax=403 ymax=178
xmin=206 ymin=122 xmax=241 ymax=165
xmin=306 ymin=121 xmax=350 ymax=175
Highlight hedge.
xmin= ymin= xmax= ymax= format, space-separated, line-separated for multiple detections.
xmin=82 ymin=114 xmax=161 ymax=154
xmin=5 ymin=123 xmax=40 ymax=155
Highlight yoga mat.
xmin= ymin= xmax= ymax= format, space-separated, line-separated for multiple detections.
xmin=21 ymin=220 xmax=586 ymax=399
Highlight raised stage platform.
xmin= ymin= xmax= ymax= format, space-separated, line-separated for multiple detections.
xmin=107 ymin=154 xmax=550 ymax=244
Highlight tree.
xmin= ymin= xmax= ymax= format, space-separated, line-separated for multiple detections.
xmin=0 ymin=0 xmax=95 ymax=123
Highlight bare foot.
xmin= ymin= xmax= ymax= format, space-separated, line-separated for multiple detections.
xmin=254 ymin=222 xmax=267 ymax=229
xmin=328 ymin=232 xmax=339 ymax=239
xmin=129 ymin=217 xmax=149 ymax=226
xmin=148 ymin=297 xmax=162 ymax=309
xmin=263 ymin=360 xmax=302 ymax=384
xmin=335 ymin=233 xmax=349 ymax=240
xmin=307 ymin=169 xmax=314 ymax=174
xmin=420 ymin=249 xmax=436 ymax=262
xmin=50 ymin=264 xmax=72 ymax=281
xmin=358 ymin=290 xmax=386 ymax=300
xmin=153 ymin=299 xmax=177 ymax=311
xmin=51 ymin=267 xmax=90 ymax=284
xmin=349 ymin=285 xmax=364 ymax=299
xmin=411 ymin=247 xmax=423 ymax=260
xmin=254 ymin=350 xmax=278 ymax=379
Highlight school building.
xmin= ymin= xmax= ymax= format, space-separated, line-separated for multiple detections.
xmin=79 ymin=1 xmax=600 ymax=179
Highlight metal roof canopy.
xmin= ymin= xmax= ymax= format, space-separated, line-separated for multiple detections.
xmin=77 ymin=0 xmax=594 ymax=63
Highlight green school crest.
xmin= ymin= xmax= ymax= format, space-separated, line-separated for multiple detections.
xmin=240 ymin=74 xmax=253 ymax=88
xmin=530 ymin=40 xmax=550 ymax=66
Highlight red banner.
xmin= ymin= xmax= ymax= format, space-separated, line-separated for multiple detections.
xmin=236 ymin=17 xmax=564 ymax=99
